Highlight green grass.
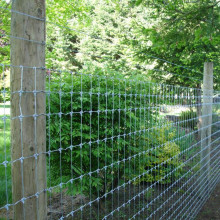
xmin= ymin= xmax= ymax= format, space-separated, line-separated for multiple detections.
xmin=0 ymin=115 xmax=12 ymax=207
xmin=0 ymin=105 xmax=10 ymax=108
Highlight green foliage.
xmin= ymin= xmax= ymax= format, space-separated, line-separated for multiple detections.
xmin=46 ymin=70 xmax=152 ymax=196
xmin=0 ymin=69 xmax=10 ymax=102
xmin=47 ymin=71 xmax=189 ymax=195
xmin=136 ymin=0 xmax=220 ymax=89
xmin=2 ymin=0 xmax=219 ymax=89
xmin=212 ymin=111 xmax=220 ymax=133
xmin=0 ymin=89 xmax=10 ymax=103
xmin=179 ymin=110 xmax=197 ymax=130
xmin=0 ymin=1 xmax=11 ymax=64
xmin=136 ymin=123 xmax=183 ymax=184
xmin=0 ymin=115 xmax=12 ymax=207
xmin=44 ymin=0 xmax=220 ymax=90
xmin=144 ymin=188 xmax=154 ymax=200
xmin=45 ymin=0 xmax=155 ymax=78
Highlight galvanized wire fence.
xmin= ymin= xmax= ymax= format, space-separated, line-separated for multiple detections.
xmin=0 ymin=64 xmax=219 ymax=219
xmin=0 ymin=0 xmax=220 ymax=219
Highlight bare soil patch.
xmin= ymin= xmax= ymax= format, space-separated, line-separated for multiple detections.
xmin=196 ymin=183 xmax=220 ymax=220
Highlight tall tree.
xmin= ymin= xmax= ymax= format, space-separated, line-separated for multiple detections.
xmin=133 ymin=0 xmax=220 ymax=89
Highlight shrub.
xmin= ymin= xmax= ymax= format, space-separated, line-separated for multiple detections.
xmin=46 ymin=71 xmax=153 ymax=196
xmin=179 ymin=110 xmax=197 ymax=130
xmin=46 ymin=72 xmax=184 ymax=196
xmin=136 ymin=123 xmax=183 ymax=184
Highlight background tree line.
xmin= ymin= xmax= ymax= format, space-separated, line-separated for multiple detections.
xmin=0 ymin=0 xmax=219 ymax=89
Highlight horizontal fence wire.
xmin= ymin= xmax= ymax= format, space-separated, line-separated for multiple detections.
xmin=0 ymin=1 xmax=219 ymax=219
xmin=0 ymin=65 xmax=219 ymax=219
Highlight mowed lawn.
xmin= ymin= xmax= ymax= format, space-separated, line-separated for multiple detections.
xmin=0 ymin=103 xmax=12 ymax=207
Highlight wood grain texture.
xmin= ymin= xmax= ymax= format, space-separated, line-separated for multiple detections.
xmin=10 ymin=0 xmax=46 ymax=219
xmin=201 ymin=62 xmax=213 ymax=195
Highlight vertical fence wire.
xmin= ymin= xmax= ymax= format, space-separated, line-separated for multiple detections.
xmin=0 ymin=66 xmax=219 ymax=220
xmin=0 ymin=3 xmax=220 ymax=220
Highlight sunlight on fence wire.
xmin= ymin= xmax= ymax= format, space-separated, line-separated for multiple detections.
xmin=0 ymin=64 xmax=219 ymax=219
xmin=0 ymin=0 xmax=220 ymax=219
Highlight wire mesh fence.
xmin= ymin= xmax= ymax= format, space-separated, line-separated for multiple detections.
xmin=0 ymin=0 xmax=220 ymax=219
xmin=0 ymin=64 xmax=219 ymax=219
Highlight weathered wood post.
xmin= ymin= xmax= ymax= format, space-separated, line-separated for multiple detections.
xmin=196 ymin=84 xmax=202 ymax=140
xmin=200 ymin=62 xmax=213 ymax=194
xmin=11 ymin=0 xmax=47 ymax=219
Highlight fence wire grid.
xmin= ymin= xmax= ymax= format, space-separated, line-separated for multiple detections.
xmin=0 ymin=65 xmax=220 ymax=219
xmin=0 ymin=0 xmax=220 ymax=219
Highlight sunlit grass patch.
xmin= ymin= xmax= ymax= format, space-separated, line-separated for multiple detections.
xmin=0 ymin=114 xmax=12 ymax=207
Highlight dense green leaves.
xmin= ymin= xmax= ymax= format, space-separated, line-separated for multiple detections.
xmin=0 ymin=0 xmax=10 ymax=64
xmin=0 ymin=0 xmax=212 ymax=199
xmin=135 ymin=0 xmax=220 ymax=88
xmin=46 ymin=70 xmax=185 ymax=196
xmin=44 ymin=0 xmax=220 ymax=89
xmin=1 ymin=0 xmax=219 ymax=88
xmin=47 ymin=70 xmax=150 ymax=194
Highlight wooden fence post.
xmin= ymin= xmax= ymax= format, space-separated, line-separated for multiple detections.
xmin=200 ymin=62 xmax=213 ymax=194
xmin=11 ymin=0 xmax=47 ymax=219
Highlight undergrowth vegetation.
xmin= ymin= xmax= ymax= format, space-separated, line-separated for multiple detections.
xmin=138 ymin=124 xmax=182 ymax=184
xmin=46 ymin=72 xmax=193 ymax=197
xmin=179 ymin=110 xmax=197 ymax=130
xmin=0 ymin=78 xmax=198 ymax=207
xmin=0 ymin=115 xmax=11 ymax=207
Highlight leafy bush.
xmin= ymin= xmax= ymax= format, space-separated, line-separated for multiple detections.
xmin=46 ymin=72 xmax=185 ymax=196
xmin=179 ymin=110 xmax=197 ymax=130
xmin=136 ymin=123 xmax=183 ymax=184
xmin=46 ymin=71 xmax=153 ymax=196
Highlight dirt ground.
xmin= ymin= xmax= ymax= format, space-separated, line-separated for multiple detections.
xmin=1 ymin=183 xmax=219 ymax=220
xmin=195 ymin=183 xmax=220 ymax=220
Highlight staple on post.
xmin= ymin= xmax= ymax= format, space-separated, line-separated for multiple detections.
xmin=10 ymin=0 xmax=47 ymax=219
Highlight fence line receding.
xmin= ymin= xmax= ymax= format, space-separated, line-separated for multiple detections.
xmin=0 ymin=0 xmax=219 ymax=219
xmin=0 ymin=64 xmax=220 ymax=219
